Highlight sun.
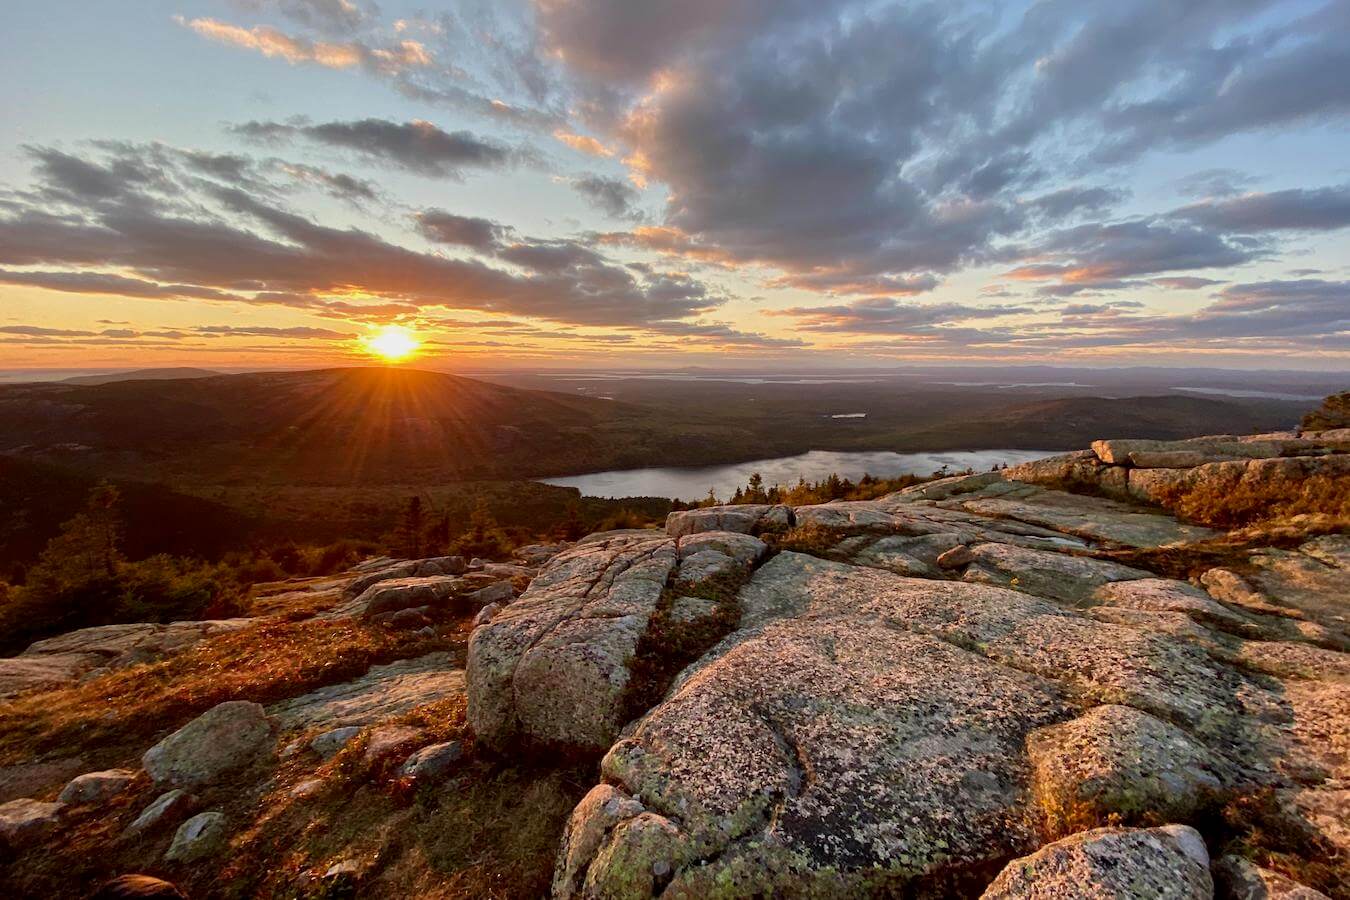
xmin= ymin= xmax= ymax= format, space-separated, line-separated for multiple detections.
xmin=364 ymin=326 xmax=421 ymax=363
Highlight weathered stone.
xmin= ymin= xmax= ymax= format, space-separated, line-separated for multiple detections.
xmin=843 ymin=532 xmax=962 ymax=575
xmin=890 ymin=470 xmax=1004 ymax=501
xmin=142 ymin=701 xmax=276 ymax=788
xmin=468 ymin=532 xmax=677 ymax=752
xmin=955 ymin=486 xmax=1218 ymax=548
xmin=1213 ymin=855 xmax=1331 ymax=899
xmin=125 ymin=789 xmax=195 ymax=835
xmin=399 ymin=741 xmax=463 ymax=781
xmin=468 ymin=580 xmax=515 ymax=608
xmin=1092 ymin=578 xmax=1254 ymax=630
xmin=415 ymin=556 xmax=467 ymax=576
xmin=515 ymin=543 xmax=571 ymax=567
xmin=165 ymin=811 xmax=227 ymax=863
xmin=267 ymin=654 xmax=463 ymax=731
xmin=58 ymin=768 xmax=138 ymax=805
xmin=0 ymin=797 xmax=62 ymax=847
xmin=961 ymin=542 xmax=1150 ymax=603
xmin=979 ymin=825 xmax=1212 ymax=899
xmin=382 ymin=607 xmax=432 ymax=630
xmin=472 ymin=602 xmax=503 ymax=628
xmin=554 ymin=784 xmax=647 ymax=898
xmin=933 ymin=544 xmax=972 ymax=570
xmin=665 ymin=505 xmax=769 ymax=537
xmin=668 ymin=595 xmax=719 ymax=626
xmin=1026 ymin=705 xmax=1232 ymax=836
xmin=361 ymin=726 xmax=422 ymax=763
xmin=354 ymin=576 xmax=464 ymax=619
xmin=290 ymin=778 xmax=324 ymax=800
xmin=310 ymin=726 xmax=362 ymax=760
xmin=673 ymin=530 xmax=766 ymax=587
xmin=561 ymin=554 xmax=1078 ymax=897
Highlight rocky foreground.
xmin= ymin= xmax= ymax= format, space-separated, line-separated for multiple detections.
xmin=1 ymin=430 xmax=1348 ymax=898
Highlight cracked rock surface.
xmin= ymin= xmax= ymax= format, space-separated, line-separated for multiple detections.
xmin=463 ymin=434 xmax=1350 ymax=898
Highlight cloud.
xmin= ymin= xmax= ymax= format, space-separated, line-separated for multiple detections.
xmin=532 ymin=0 xmax=1350 ymax=306
xmin=1027 ymin=186 xmax=1129 ymax=222
xmin=1151 ymin=277 xmax=1224 ymax=290
xmin=770 ymin=297 xmax=1031 ymax=334
xmin=554 ymin=130 xmax=615 ymax=157
xmin=415 ymin=210 xmax=504 ymax=251
xmin=176 ymin=16 xmax=430 ymax=74
xmin=232 ymin=117 xmax=523 ymax=178
xmin=569 ymin=174 xmax=641 ymax=219
xmin=227 ymin=0 xmax=372 ymax=35
xmin=0 ymin=143 xmax=722 ymax=330
xmin=1171 ymin=185 xmax=1350 ymax=233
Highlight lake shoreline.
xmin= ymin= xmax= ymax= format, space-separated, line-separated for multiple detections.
xmin=542 ymin=448 xmax=1058 ymax=502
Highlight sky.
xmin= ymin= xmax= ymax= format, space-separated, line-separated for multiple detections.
xmin=2 ymin=0 xmax=1349 ymax=371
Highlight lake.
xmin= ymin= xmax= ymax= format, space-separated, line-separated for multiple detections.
xmin=542 ymin=448 xmax=1057 ymax=501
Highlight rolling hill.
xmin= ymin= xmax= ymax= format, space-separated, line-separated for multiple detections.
xmin=0 ymin=368 xmax=1311 ymax=487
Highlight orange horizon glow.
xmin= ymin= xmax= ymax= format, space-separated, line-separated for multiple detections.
xmin=363 ymin=325 xmax=421 ymax=363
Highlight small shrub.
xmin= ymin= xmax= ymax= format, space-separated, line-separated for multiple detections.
xmin=1160 ymin=473 xmax=1350 ymax=530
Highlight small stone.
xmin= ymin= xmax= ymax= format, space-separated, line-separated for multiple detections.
xmin=362 ymin=726 xmax=422 ymax=764
xmin=165 ymin=811 xmax=227 ymax=863
xmin=385 ymin=607 xmax=433 ymax=630
xmin=0 ymin=797 xmax=62 ymax=847
xmin=1213 ymin=854 xmax=1330 ymax=899
xmin=142 ymin=701 xmax=276 ymax=788
xmin=468 ymin=581 xmax=514 ymax=608
xmin=325 ymin=859 xmax=361 ymax=879
xmin=652 ymin=860 xmax=671 ymax=878
xmin=399 ymin=741 xmax=464 ymax=781
xmin=125 ymin=789 xmax=195 ymax=835
xmin=290 ymin=779 xmax=325 ymax=800
xmin=472 ymin=602 xmax=503 ymax=628
xmin=936 ymin=545 xmax=975 ymax=570
xmin=58 ymin=768 xmax=138 ymax=805
xmin=310 ymin=726 xmax=362 ymax=760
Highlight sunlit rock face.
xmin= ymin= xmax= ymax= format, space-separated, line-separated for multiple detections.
xmin=458 ymin=433 xmax=1350 ymax=898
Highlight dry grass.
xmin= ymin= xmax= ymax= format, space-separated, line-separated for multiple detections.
xmin=0 ymin=618 xmax=461 ymax=770
xmin=1159 ymin=473 xmax=1350 ymax=531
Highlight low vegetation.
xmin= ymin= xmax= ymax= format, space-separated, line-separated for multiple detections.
xmin=1158 ymin=473 xmax=1350 ymax=532
xmin=0 ymin=618 xmax=455 ymax=770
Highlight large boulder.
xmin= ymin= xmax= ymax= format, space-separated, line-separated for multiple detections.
xmin=979 ymin=825 xmax=1212 ymax=899
xmin=468 ymin=532 xmax=678 ymax=753
xmin=665 ymin=505 xmax=789 ymax=537
xmin=142 ymin=701 xmax=276 ymax=788
xmin=1026 ymin=704 xmax=1233 ymax=836
xmin=558 ymin=551 xmax=1289 ymax=896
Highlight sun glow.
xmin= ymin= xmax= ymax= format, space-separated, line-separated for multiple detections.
xmin=364 ymin=326 xmax=421 ymax=363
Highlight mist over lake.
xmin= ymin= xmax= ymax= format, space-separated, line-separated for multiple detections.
xmin=542 ymin=448 xmax=1057 ymax=501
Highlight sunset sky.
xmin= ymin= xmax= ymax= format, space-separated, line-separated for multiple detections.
xmin=3 ymin=0 xmax=1349 ymax=370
